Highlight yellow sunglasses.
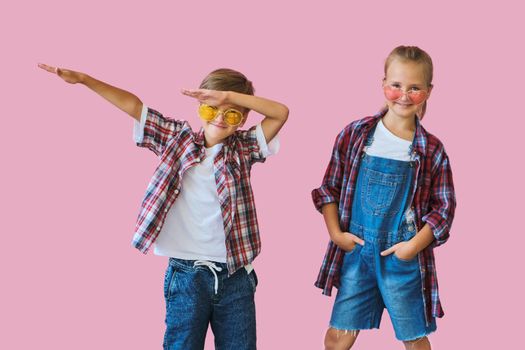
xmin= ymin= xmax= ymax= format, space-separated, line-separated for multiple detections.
xmin=198 ymin=104 xmax=244 ymax=127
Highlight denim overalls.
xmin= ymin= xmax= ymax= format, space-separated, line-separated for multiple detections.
xmin=330 ymin=134 xmax=437 ymax=341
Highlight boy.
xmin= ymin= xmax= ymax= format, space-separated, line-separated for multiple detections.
xmin=38 ymin=64 xmax=288 ymax=350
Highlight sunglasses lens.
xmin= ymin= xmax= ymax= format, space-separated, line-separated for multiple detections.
xmin=224 ymin=110 xmax=243 ymax=126
xmin=407 ymin=91 xmax=427 ymax=104
xmin=199 ymin=104 xmax=217 ymax=121
xmin=384 ymin=86 xmax=403 ymax=101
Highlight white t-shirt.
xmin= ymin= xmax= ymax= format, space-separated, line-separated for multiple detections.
xmin=365 ymin=118 xmax=413 ymax=161
xmin=134 ymin=105 xmax=279 ymax=264
xmin=154 ymin=142 xmax=227 ymax=261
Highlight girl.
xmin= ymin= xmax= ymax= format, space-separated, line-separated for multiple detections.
xmin=312 ymin=46 xmax=456 ymax=350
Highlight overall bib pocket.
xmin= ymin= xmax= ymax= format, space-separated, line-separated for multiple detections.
xmin=361 ymin=168 xmax=406 ymax=217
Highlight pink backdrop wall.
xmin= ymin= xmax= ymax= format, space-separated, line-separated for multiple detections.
xmin=2 ymin=1 xmax=523 ymax=348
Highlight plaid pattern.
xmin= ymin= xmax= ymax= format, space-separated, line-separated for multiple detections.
xmin=133 ymin=107 xmax=267 ymax=274
xmin=312 ymin=110 xmax=456 ymax=321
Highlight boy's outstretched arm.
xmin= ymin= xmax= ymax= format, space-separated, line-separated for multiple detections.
xmin=38 ymin=63 xmax=143 ymax=122
xmin=181 ymin=89 xmax=289 ymax=143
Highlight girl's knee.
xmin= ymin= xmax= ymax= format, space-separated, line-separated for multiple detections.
xmin=324 ymin=328 xmax=359 ymax=350
xmin=402 ymin=336 xmax=431 ymax=350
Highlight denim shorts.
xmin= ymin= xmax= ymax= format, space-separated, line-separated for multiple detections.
xmin=329 ymin=232 xmax=436 ymax=341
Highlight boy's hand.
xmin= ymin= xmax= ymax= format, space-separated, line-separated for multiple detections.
xmin=380 ymin=240 xmax=418 ymax=261
xmin=331 ymin=231 xmax=365 ymax=252
xmin=38 ymin=63 xmax=84 ymax=84
xmin=38 ymin=63 xmax=142 ymax=121
xmin=181 ymin=88 xmax=228 ymax=107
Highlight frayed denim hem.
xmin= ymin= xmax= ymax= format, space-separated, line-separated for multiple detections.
xmin=398 ymin=328 xmax=436 ymax=343
xmin=328 ymin=323 xmax=379 ymax=338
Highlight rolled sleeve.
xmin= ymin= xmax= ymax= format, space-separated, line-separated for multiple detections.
xmin=311 ymin=128 xmax=348 ymax=213
xmin=255 ymin=123 xmax=280 ymax=158
xmin=133 ymin=103 xmax=149 ymax=143
xmin=132 ymin=105 xmax=182 ymax=156
xmin=312 ymin=185 xmax=340 ymax=212
xmin=422 ymin=152 xmax=456 ymax=247
xmin=237 ymin=123 xmax=280 ymax=165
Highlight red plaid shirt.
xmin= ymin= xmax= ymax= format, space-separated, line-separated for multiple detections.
xmin=312 ymin=110 xmax=456 ymax=322
xmin=132 ymin=107 xmax=272 ymax=274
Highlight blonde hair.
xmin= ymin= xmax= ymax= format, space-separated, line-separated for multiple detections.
xmin=384 ymin=46 xmax=434 ymax=118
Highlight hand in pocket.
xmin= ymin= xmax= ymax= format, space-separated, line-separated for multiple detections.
xmin=380 ymin=241 xmax=417 ymax=261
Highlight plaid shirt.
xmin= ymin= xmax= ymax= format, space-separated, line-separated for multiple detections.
xmin=132 ymin=106 xmax=272 ymax=274
xmin=312 ymin=110 xmax=456 ymax=322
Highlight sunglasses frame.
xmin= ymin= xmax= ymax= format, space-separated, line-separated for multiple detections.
xmin=198 ymin=104 xmax=244 ymax=127
xmin=382 ymin=83 xmax=430 ymax=105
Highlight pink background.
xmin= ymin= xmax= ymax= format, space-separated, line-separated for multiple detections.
xmin=2 ymin=1 xmax=523 ymax=348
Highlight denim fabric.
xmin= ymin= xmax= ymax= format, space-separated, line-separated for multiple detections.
xmin=330 ymin=154 xmax=436 ymax=341
xmin=163 ymin=258 xmax=257 ymax=350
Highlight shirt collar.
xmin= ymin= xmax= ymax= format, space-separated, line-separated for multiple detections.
xmin=194 ymin=128 xmax=206 ymax=146
xmin=411 ymin=116 xmax=428 ymax=156
xmin=369 ymin=109 xmax=428 ymax=156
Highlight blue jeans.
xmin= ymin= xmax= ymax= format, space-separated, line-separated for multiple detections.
xmin=163 ymin=258 xmax=257 ymax=350
xmin=330 ymin=154 xmax=436 ymax=341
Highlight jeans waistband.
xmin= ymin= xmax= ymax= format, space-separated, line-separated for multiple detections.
xmin=169 ymin=258 xmax=227 ymax=294
xmin=169 ymin=257 xmax=228 ymax=272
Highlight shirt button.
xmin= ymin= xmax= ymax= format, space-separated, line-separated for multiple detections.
xmin=156 ymin=227 xmax=161 ymax=231
xmin=408 ymin=225 xmax=414 ymax=232
xmin=196 ymin=158 xmax=201 ymax=162
xmin=201 ymin=148 xmax=205 ymax=153
xmin=164 ymin=208 xmax=168 ymax=213
xmin=174 ymin=189 xmax=180 ymax=194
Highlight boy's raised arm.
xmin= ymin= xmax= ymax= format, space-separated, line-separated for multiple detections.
xmin=181 ymin=89 xmax=288 ymax=143
xmin=224 ymin=91 xmax=288 ymax=143
xmin=38 ymin=63 xmax=143 ymax=121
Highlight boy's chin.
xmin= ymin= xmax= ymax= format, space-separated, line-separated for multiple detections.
xmin=204 ymin=128 xmax=234 ymax=143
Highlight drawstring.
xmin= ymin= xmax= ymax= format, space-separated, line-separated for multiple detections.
xmin=193 ymin=260 xmax=222 ymax=294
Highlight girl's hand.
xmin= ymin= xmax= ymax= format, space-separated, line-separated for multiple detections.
xmin=38 ymin=63 xmax=84 ymax=84
xmin=181 ymin=88 xmax=228 ymax=107
xmin=380 ymin=241 xmax=418 ymax=261
xmin=332 ymin=231 xmax=365 ymax=252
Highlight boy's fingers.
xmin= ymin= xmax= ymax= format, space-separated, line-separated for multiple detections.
xmin=181 ymin=89 xmax=200 ymax=97
xmin=182 ymin=88 xmax=201 ymax=93
xmin=38 ymin=63 xmax=56 ymax=73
